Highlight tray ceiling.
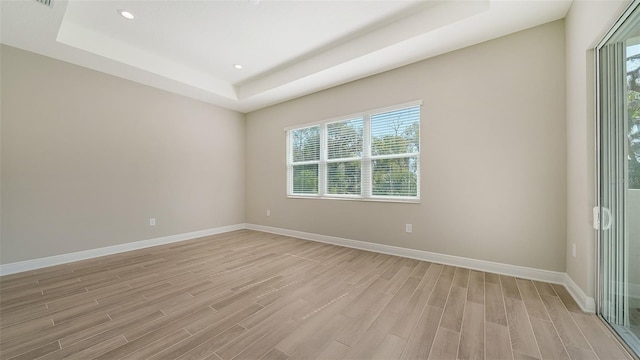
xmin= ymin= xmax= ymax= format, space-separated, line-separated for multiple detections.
xmin=1 ymin=0 xmax=572 ymax=113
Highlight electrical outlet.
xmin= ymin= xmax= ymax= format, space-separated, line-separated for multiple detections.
xmin=572 ymin=243 xmax=576 ymax=258
xmin=150 ymin=218 xmax=156 ymax=226
xmin=267 ymin=209 xmax=271 ymax=217
xmin=406 ymin=224 xmax=412 ymax=233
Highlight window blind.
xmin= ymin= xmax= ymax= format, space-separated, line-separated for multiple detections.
xmin=370 ymin=106 xmax=420 ymax=197
xmin=327 ymin=118 xmax=363 ymax=195
xmin=291 ymin=126 xmax=320 ymax=194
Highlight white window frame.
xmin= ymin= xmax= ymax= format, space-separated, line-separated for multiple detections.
xmin=286 ymin=100 xmax=421 ymax=203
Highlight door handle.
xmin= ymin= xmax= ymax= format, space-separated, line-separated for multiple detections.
xmin=593 ymin=206 xmax=613 ymax=230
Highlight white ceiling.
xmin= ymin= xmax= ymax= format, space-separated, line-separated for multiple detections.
xmin=0 ymin=0 xmax=572 ymax=113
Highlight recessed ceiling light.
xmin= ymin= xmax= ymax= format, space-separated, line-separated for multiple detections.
xmin=118 ymin=9 xmax=135 ymax=20
xmin=234 ymin=64 xmax=243 ymax=70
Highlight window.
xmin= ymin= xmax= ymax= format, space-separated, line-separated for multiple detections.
xmin=287 ymin=101 xmax=421 ymax=201
xmin=290 ymin=126 xmax=320 ymax=194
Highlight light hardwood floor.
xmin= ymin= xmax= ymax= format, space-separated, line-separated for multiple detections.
xmin=0 ymin=230 xmax=633 ymax=360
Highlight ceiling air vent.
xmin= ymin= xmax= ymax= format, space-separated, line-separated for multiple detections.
xmin=35 ymin=0 xmax=52 ymax=7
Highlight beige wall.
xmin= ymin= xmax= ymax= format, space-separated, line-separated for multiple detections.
xmin=564 ymin=0 xmax=631 ymax=297
xmin=246 ymin=21 xmax=567 ymax=272
xmin=0 ymin=45 xmax=246 ymax=264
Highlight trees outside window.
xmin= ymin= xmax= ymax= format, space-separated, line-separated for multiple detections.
xmin=628 ymin=45 xmax=640 ymax=189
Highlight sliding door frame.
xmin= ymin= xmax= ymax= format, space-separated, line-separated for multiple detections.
xmin=594 ymin=1 xmax=640 ymax=358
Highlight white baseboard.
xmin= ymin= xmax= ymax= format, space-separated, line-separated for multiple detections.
xmin=0 ymin=224 xmax=246 ymax=276
xmin=564 ymin=274 xmax=596 ymax=313
xmin=246 ymin=223 xmax=596 ymax=313
xmin=245 ymin=225 xmax=565 ymax=283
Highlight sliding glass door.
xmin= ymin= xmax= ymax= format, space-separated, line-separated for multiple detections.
xmin=597 ymin=1 xmax=640 ymax=356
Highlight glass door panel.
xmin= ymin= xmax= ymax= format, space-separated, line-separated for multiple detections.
xmin=626 ymin=37 xmax=640 ymax=354
xmin=598 ymin=2 xmax=640 ymax=356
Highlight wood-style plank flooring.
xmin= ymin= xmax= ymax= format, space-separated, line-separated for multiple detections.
xmin=0 ymin=230 xmax=633 ymax=359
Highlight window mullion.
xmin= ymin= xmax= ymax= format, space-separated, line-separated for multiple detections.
xmin=362 ymin=114 xmax=372 ymax=198
xmin=291 ymin=160 xmax=321 ymax=166
xmin=371 ymin=152 xmax=419 ymax=160
xmin=286 ymin=130 xmax=293 ymax=195
xmin=319 ymin=123 xmax=327 ymax=196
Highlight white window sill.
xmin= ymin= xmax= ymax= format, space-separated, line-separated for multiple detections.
xmin=287 ymin=195 xmax=420 ymax=204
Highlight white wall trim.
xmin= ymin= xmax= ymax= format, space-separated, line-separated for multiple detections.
xmin=564 ymin=274 xmax=596 ymax=313
xmin=247 ymin=224 xmax=565 ymax=283
xmin=0 ymin=224 xmax=246 ymax=276
xmin=247 ymin=223 xmax=597 ymax=313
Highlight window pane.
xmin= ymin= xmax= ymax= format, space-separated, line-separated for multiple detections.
xmin=328 ymin=118 xmax=363 ymax=159
xmin=292 ymin=164 xmax=318 ymax=194
xmin=327 ymin=161 xmax=361 ymax=195
xmin=292 ymin=126 xmax=320 ymax=162
xmin=372 ymin=157 xmax=418 ymax=196
xmin=628 ymin=44 xmax=640 ymax=189
xmin=371 ymin=106 xmax=420 ymax=156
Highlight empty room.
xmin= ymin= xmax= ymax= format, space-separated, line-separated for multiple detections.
xmin=1 ymin=0 xmax=639 ymax=359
